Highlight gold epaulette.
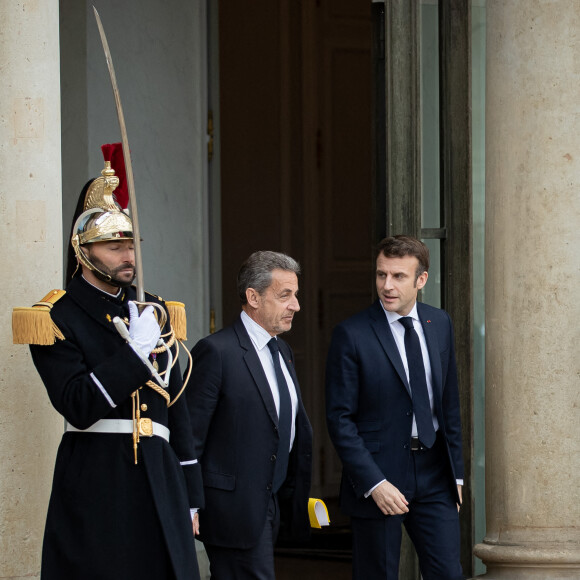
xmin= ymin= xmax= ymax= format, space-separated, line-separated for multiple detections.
xmin=12 ymin=289 xmax=66 ymax=345
xmin=165 ymin=300 xmax=187 ymax=341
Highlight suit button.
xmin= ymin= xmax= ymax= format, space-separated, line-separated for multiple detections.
xmin=274 ymin=426 xmax=279 ymax=433
xmin=407 ymin=410 xmax=412 ymax=416
xmin=403 ymin=443 xmax=409 ymax=450
xmin=266 ymin=484 xmax=272 ymax=491
xmin=270 ymin=454 xmax=277 ymax=462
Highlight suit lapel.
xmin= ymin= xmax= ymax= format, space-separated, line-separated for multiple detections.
xmin=417 ymin=302 xmax=443 ymax=403
xmin=369 ymin=301 xmax=411 ymax=397
xmin=233 ymin=318 xmax=279 ymax=427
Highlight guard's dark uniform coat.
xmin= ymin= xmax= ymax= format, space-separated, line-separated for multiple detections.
xmin=30 ymin=276 xmax=203 ymax=580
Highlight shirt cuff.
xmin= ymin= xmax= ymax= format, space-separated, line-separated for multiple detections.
xmin=365 ymin=479 xmax=386 ymax=498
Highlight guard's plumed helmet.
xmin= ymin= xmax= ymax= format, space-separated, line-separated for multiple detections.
xmin=70 ymin=143 xmax=133 ymax=280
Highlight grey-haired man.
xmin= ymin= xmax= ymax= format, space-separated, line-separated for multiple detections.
xmin=187 ymin=251 xmax=313 ymax=579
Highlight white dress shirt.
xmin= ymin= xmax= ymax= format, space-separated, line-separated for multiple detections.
xmin=240 ymin=311 xmax=298 ymax=450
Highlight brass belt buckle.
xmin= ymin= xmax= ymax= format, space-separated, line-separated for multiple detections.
xmin=138 ymin=418 xmax=153 ymax=437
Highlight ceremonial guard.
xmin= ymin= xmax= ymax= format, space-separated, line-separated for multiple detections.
xmin=13 ymin=144 xmax=203 ymax=580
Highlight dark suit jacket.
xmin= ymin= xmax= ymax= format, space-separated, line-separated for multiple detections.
xmin=186 ymin=316 xmax=313 ymax=549
xmin=325 ymin=300 xmax=464 ymax=519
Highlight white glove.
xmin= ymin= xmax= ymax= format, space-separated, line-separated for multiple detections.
xmin=128 ymin=301 xmax=161 ymax=358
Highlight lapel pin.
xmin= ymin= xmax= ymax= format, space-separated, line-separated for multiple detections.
xmin=427 ymin=320 xmax=431 ymax=323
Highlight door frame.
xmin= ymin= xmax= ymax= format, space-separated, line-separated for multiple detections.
xmin=374 ymin=0 xmax=474 ymax=576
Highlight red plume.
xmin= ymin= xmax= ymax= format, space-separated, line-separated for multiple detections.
xmin=101 ymin=142 xmax=129 ymax=209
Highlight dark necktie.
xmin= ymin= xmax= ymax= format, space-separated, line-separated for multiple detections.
xmin=398 ymin=317 xmax=436 ymax=448
xmin=267 ymin=338 xmax=292 ymax=492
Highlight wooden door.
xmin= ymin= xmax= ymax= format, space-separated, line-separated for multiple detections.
xmin=217 ymin=0 xmax=373 ymax=499
xmin=303 ymin=1 xmax=373 ymax=497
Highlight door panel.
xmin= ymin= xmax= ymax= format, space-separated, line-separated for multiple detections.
xmin=218 ymin=0 xmax=372 ymax=499
xmin=315 ymin=2 xmax=373 ymax=493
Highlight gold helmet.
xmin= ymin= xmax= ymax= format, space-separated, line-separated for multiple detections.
xmin=71 ymin=151 xmax=133 ymax=280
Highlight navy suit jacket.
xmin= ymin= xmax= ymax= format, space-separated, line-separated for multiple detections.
xmin=325 ymin=300 xmax=464 ymax=519
xmin=186 ymin=316 xmax=313 ymax=549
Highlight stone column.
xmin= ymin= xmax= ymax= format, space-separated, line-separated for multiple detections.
xmin=0 ymin=1 xmax=63 ymax=579
xmin=473 ymin=1 xmax=580 ymax=578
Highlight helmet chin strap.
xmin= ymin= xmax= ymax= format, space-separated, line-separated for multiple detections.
xmin=73 ymin=241 xmax=113 ymax=283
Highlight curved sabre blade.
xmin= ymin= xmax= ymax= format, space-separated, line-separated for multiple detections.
xmin=93 ymin=6 xmax=145 ymax=303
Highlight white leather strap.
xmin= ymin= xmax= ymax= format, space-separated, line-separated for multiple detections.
xmin=66 ymin=418 xmax=170 ymax=442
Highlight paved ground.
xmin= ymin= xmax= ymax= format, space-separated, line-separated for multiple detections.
xmin=275 ymin=555 xmax=352 ymax=579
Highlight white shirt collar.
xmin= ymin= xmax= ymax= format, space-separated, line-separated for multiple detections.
xmin=240 ymin=310 xmax=274 ymax=351
xmin=380 ymin=300 xmax=419 ymax=326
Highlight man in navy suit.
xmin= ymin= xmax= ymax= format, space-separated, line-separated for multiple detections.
xmin=187 ymin=251 xmax=313 ymax=579
xmin=326 ymin=235 xmax=464 ymax=580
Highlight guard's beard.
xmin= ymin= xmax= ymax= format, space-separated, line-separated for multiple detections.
xmin=86 ymin=252 xmax=135 ymax=288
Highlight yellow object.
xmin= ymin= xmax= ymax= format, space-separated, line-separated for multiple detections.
xmin=12 ymin=289 xmax=66 ymax=345
xmin=82 ymin=160 xmax=119 ymax=214
xmin=145 ymin=379 xmax=170 ymax=406
xmin=308 ymin=498 xmax=330 ymax=529
xmin=166 ymin=301 xmax=187 ymax=341
xmin=138 ymin=417 xmax=153 ymax=437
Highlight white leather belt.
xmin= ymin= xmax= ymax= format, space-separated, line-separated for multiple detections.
xmin=66 ymin=418 xmax=170 ymax=442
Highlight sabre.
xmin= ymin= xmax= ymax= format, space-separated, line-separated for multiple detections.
xmin=93 ymin=6 xmax=145 ymax=303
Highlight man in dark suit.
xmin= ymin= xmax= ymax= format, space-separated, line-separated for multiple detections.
xmin=326 ymin=235 xmax=464 ymax=580
xmin=187 ymin=251 xmax=313 ymax=579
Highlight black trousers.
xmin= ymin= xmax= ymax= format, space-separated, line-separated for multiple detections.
xmin=204 ymin=494 xmax=280 ymax=580
xmin=351 ymin=433 xmax=463 ymax=580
